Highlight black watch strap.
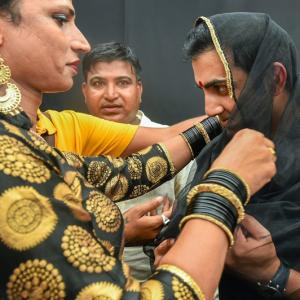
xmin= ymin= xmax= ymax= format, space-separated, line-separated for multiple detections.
xmin=257 ymin=263 xmax=290 ymax=295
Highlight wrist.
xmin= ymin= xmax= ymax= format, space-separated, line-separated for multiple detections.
xmin=180 ymin=116 xmax=222 ymax=158
xmin=257 ymin=262 xmax=291 ymax=297
xmin=180 ymin=169 xmax=249 ymax=246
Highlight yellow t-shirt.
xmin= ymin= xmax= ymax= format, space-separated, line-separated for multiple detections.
xmin=36 ymin=109 xmax=138 ymax=157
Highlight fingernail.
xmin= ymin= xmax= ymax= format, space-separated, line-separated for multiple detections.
xmin=156 ymin=196 xmax=164 ymax=203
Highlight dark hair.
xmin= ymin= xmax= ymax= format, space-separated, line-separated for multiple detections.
xmin=0 ymin=0 xmax=21 ymax=23
xmin=183 ymin=13 xmax=297 ymax=93
xmin=82 ymin=42 xmax=142 ymax=81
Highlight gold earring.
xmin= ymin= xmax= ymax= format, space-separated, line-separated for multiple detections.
xmin=0 ymin=58 xmax=22 ymax=116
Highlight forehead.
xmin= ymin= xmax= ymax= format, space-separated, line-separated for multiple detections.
xmin=192 ymin=50 xmax=227 ymax=82
xmin=19 ymin=0 xmax=74 ymax=14
xmin=88 ymin=60 xmax=136 ymax=78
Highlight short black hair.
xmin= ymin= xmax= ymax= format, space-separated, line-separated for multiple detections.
xmin=82 ymin=42 xmax=142 ymax=81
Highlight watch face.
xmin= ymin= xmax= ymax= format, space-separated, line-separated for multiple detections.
xmin=257 ymin=284 xmax=283 ymax=297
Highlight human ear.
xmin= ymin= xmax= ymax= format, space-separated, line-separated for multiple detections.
xmin=273 ymin=62 xmax=287 ymax=96
xmin=138 ymin=81 xmax=143 ymax=103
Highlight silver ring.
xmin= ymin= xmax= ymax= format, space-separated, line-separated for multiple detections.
xmin=161 ymin=214 xmax=170 ymax=225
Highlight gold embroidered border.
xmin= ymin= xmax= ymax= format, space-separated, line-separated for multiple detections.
xmin=157 ymin=264 xmax=206 ymax=300
xmin=195 ymin=122 xmax=210 ymax=144
xmin=198 ymin=16 xmax=234 ymax=99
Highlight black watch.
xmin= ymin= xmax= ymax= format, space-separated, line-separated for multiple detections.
xmin=257 ymin=263 xmax=290 ymax=297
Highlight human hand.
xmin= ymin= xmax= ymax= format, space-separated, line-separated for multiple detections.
xmin=154 ymin=238 xmax=176 ymax=268
xmin=211 ymin=129 xmax=276 ymax=195
xmin=123 ymin=196 xmax=172 ymax=246
xmin=226 ymin=214 xmax=280 ymax=282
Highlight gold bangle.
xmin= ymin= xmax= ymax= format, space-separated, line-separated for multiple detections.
xmin=158 ymin=264 xmax=206 ymax=300
xmin=186 ymin=183 xmax=245 ymax=223
xmin=180 ymin=132 xmax=195 ymax=159
xmin=180 ymin=214 xmax=234 ymax=246
xmin=204 ymin=168 xmax=251 ymax=205
xmin=195 ymin=122 xmax=210 ymax=144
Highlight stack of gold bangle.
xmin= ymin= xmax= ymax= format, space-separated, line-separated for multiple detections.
xmin=180 ymin=169 xmax=250 ymax=246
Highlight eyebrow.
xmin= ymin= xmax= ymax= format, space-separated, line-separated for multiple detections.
xmin=89 ymin=75 xmax=133 ymax=81
xmin=55 ymin=5 xmax=75 ymax=17
xmin=203 ymin=79 xmax=227 ymax=89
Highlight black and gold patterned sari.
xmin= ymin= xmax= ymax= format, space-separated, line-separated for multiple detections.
xmin=0 ymin=111 xmax=203 ymax=299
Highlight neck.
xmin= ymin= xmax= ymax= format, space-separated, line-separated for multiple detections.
xmin=19 ymin=87 xmax=43 ymax=131
xmin=130 ymin=110 xmax=142 ymax=125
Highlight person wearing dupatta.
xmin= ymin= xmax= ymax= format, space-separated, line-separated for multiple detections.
xmin=157 ymin=12 xmax=300 ymax=299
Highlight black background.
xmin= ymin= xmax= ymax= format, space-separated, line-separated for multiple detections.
xmin=42 ymin=0 xmax=300 ymax=125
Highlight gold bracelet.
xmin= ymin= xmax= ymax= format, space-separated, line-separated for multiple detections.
xmin=158 ymin=264 xmax=206 ymax=300
xmin=179 ymin=132 xmax=194 ymax=159
xmin=204 ymin=168 xmax=251 ymax=205
xmin=179 ymin=214 xmax=234 ymax=246
xmin=186 ymin=183 xmax=245 ymax=223
xmin=195 ymin=122 xmax=210 ymax=144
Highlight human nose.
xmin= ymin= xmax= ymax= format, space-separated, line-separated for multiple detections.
xmin=104 ymin=83 xmax=118 ymax=100
xmin=204 ymin=95 xmax=224 ymax=117
xmin=71 ymin=26 xmax=91 ymax=54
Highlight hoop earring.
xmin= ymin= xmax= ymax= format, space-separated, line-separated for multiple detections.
xmin=0 ymin=58 xmax=22 ymax=116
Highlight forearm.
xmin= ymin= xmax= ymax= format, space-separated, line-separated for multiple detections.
xmin=122 ymin=115 xmax=207 ymax=157
xmin=160 ymin=219 xmax=228 ymax=299
xmin=160 ymin=135 xmax=192 ymax=172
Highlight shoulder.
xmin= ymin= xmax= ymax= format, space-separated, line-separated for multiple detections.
xmin=139 ymin=111 xmax=168 ymax=128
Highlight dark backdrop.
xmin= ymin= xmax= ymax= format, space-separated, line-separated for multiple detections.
xmin=42 ymin=0 xmax=300 ymax=125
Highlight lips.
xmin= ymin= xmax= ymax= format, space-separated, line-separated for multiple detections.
xmin=101 ymin=105 xmax=123 ymax=114
xmin=67 ymin=60 xmax=80 ymax=75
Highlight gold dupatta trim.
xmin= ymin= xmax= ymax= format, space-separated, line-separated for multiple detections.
xmin=195 ymin=16 xmax=234 ymax=99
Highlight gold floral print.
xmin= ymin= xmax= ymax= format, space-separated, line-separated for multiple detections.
xmin=28 ymin=130 xmax=60 ymax=158
xmin=127 ymin=156 xmax=143 ymax=180
xmin=75 ymin=282 xmax=123 ymax=300
xmin=86 ymin=191 xmax=122 ymax=232
xmin=0 ymin=186 xmax=57 ymax=251
xmin=141 ymin=280 xmax=164 ymax=300
xmin=129 ymin=185 xmax=150 ymax=198
xmin=0 ymin=135 xmax=51 ymax=183
xmin=145 ymin=156 xmax=168 ymax=184
xmin=172 ymin=276 xmax=194 ymax=300
xmin=6 ymin=259 xmax=65 ymax=300
xmin=53 ymin=171 xmax=90 ymax=222
xmin=62 ymin=151 xmax=83 ymax=168
xmin=61 ymin=225 xmax=116 ymax=273
xmin=87 ymin=160 xmax=112 ymax=187
xmin=104 ymin=175 xmax=129 ymax=202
